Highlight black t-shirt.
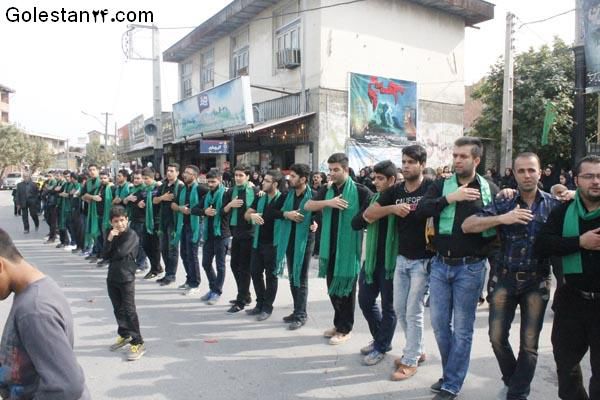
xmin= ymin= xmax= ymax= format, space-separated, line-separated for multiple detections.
xmin=159 ymin=180 xmax=182 ymax=229
xmin=223 ymin=186 xmax=259 ymax=239
xmin=129 ymin=185 xmax=146 ymax=224
xmin=250 ymin=192 xmax=285 ymax=245
xmin=378 ymin=179 xmax=435 ymax=260
xmin=313 ymin=181 xmax=372 ymax=262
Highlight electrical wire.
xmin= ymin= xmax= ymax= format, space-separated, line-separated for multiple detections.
xmin=518 ymin=8 xmax=575 ymax=28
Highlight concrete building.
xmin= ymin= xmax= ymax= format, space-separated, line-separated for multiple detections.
xmin=0 ymin=84 xmax=15 ymax=124
xmin=87 ymin=129 xmax=117 ymax=146
xmin=163 ymin=0 xmax=494 ymax=171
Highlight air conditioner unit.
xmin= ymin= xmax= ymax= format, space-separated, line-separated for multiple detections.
xmin=277 ymin=48 xmax=301 ymax=69
xmin=236 ymin=66 xmax=249 ymax=76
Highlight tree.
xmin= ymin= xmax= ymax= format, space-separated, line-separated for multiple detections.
xmin=0 ymin=124 xmax=28 ymax=178
xmin=472 ymin=38 xmax=599 ymax=168
xmin=24 ymin=137 xmax=54 ymax=174
xmin=85 ymin=140 xmax=113 ymax=168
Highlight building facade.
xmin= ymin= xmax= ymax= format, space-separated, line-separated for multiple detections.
xmin=0 ymin=84 xmax=15 ymax=124
xmin=161 ymin=0 xmax=494 ymax=171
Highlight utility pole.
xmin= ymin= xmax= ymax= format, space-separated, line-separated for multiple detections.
xmin=573 ymin=0 xmax=587 ymax=163
xmin=66 ymin=138 xmax=70 ymax=170
xmin=500 ymin=12 xmax=516 ymax=172
xmin=101 ymin=112 xmax=112 ymax=148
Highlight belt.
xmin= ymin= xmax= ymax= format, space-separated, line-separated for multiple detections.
xmin=500 ymin=269 xmax=539 ymax=282
xmin=438 ymin=255 xmax=485 ymax=266
xmin=572 ymin=287 xmax=600 ymax=301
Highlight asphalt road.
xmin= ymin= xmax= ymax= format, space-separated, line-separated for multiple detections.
xmin=0 ymin=190 xmax=589 ymax=399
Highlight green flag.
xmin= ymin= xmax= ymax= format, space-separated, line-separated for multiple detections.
xmin=541 ymin=101 xmax=557 ymax=146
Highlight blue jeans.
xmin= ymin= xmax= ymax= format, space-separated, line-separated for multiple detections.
xmin=180 ymin=224 xmax=200 ymax=288
xmin=129 ymin=222 xmax=148 ymax=268
xmin=394 ymin=255 xmax=430 ymax=366
xmin=488 ymin=273 xmax=551 ymax=400
xmin=202 ymin=236 xmax=228 ymax=295
xmin=358 ymin=264 xmax=397 ymax=353
xmin=160 ymin=224 xmax=179 ymax=281
xmin=429 ymin=256 xmax=486 ymax=395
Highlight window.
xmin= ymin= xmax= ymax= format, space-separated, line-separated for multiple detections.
xmin=1 ymin=92 xmax=8 ymax=104
xmin=181 ymin=62 xmax=192 ymax=98
xmin=201 ymin=48 xmax=215 ymax=90
xmin=231 ymin=28 xmax=249 ymax=78
xmin=274 ymin=1 xmax=301 ymax=69
xmin=1 ymin=112 xmax=8 ymax=123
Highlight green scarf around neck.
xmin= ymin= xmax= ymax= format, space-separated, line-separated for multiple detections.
xmin=562 ymin=190 xmax=600 ymax=274
xmin=364 ymin=192 xmax=399 ymax=283
xmin=439 ymin=174 xmax=496 ymax=237
xmin=203 ymin=185 xmax=225 ymax=238
xmin=46 ymin=179 xmax=57 ymax=191
xmin=58 ymin=182 xmax=72 ymax=230
xmin=318 ymin=178 xmax=362 ymax=297
xmin=252 ymin=191 xmax=280 ymax=249
xmin=275 ymin=187 xmax=313 ymax=285
xmin=172 ymin=182 xmax=201 ymax=245
xmin=230 ymin=183 xmax=255 ymax=226
xmin=101 ymin=184 xmax=114 ymax=230
xmin=84 ymin=177 xmax=101 ymax=247
xmin=115 ymin=182 xmax=130 ymax=199
xmin=144 ymin=183 xmax=157 ymax=234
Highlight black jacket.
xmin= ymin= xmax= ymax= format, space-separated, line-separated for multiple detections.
xmin=102 ymin=229 xmax=139 ymax=283
xmin=15 ymin=180 xmax=39 ymax=207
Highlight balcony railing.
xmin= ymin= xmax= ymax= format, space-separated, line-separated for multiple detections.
xmin=253 ymin=90 xmax=310 ymax=123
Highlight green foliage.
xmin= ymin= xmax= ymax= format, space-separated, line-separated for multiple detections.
xmin=0 ymin=124 xmax=28 ymax=177
xmin=24 ymin=137 xmax=54 ymax=174
xmin=472 ymin=38 xmax=599 ymax=168
xmin=85 ymin=140 xmax=115 ymax=168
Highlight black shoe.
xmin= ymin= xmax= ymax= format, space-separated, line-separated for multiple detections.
xmin=96 ymin=260 xmax=109 ymax=268
xmin=159 ymin=279 xmax=174 ymax=286
xmin=88 ymin=257 xmax=98 ymax=263
xmin=288 ymin=320 xmax=305 ymax=330
xmin=430 ymin=379 xmax=444 ymax=393
xmin=256 ymin=311 xmax=271 ymax=321
xmin=144 ymin=272 xmax=158 ymax=280
xmin=24 ymin=230 xmax=30 ymax=234
xmin=282 ymin=313 xmax=295 ymax=323
xmin=432 ymin=390 xmax=456 ymax=400
xmin=245 ymin=307 xmax=261 ymax=316
xmin=227 ymin=304 xmax=244 ymax=314
xmin=56 ymin=243 xmax=65 ymax=249
xmin=71 ymin=248 xmax=80 ymax=254
xmin=229 ymin=298 xmax=252 ymax=305
xmin=34 ymin=226 xmax=39 ymax=232
xmin=46 ymin=238 xmax=55 ymax=244
xmin=84 ymin=255 xmax=94 ymax=260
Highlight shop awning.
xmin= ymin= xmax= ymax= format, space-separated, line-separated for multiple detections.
xmin=227 ymin=112 xmax=316 ymax=136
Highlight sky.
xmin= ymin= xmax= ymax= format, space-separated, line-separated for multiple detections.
xmin=0 ymin=0 xmax=575 ymax=143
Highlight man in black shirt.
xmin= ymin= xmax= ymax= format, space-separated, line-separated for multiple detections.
xmin=274 ymin=164 xmax=318 ymax=330
xmin=244 ymin=170 xmax=285 ymax=321
xmin=364 ymin=145 xmax=434 ymax=378
xmin=155 ymin=164 xmax=183 ymax=286
xmin=15 ymin=173 xmax=40 ymax=234
xmin=223 ymin=165 xmax=258 ymax=313
xmin=171 ymin=165 xmax=208 ymax=295
xmin=196 ymin=170 xmax=230 ymax=305
xmin=123 ymin=171 xmax=148 ymax=274
xmin=305 ymin=153 xmax=372 ymax=345
xmin=352 ymin=160 xmax=399 ymax=367
xmin=415 ymin=137 xmax=499 ymax=400
xmin=535 ymin=155 xmax=600 ymax=400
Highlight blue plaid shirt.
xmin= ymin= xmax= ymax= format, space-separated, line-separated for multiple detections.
xmin=479 ymin=190 xmax=560 ymax=272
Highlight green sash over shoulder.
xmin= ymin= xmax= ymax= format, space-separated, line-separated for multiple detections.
xmin=172 ymin=182 xmax=201 ymax=245
xmin=58 ymin=182 xmax=71 ymax=230
xmin=319 ymin=178 xmax=362 ymax=297
xmin=275 ymin=188 xmax=313 ymax=285
xmin=363 ymin=193 xmax=398 ymax=283
xmin=252 ymin=191 xmax=280 ymax=249
xmin=230 ymin=183 xmax=255 ymax=226
xmin=203 ymin=185 xmax=225 ymax=238
xmin=101 ymin=185 xmax=114 ymax=230
xmin=144 ymin=183 xmax=157 ymax=234
xmin=127 ymin=184 xmax=145 ymax=218
xmin=439 ymin=174 xmax=496 ymax=237
xmin=84 ymin=177 xmax=101 ymax=247
xmin=562 ymin=190 xmax=600 ymax=274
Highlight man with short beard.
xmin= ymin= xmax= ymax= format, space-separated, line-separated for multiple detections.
xmin=274 ymin=164 xmax=318 ymax=330
xmin=463 ymin=153 xmax=559 ymax=400
xmin=535 ymin=155 xmax=600 ymax=400
xmin=416 ymin=137 xmax=499 ymax=400
xmin=244 ymin=170 xmax=286 ymax=321
xmin=171 ymin=165 xmax=208 ymax=295
xmin=155 ymin=164 xmax=183 ymax=286
xmin=305 ymin=153 xmax=372 ymax=345
xmin=123 ymin=171 xmax=149 ymax=273
xmin=364 ymin=145 xmax=434 ymax=378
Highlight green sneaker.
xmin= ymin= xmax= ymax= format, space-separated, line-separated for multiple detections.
xmin=127 ymin=343 xmax=146 ymax=361
xmin=109 ymin=336 xmax=131 ymax=351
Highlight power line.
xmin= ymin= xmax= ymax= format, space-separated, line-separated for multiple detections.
xmin=158 ymin=0 xmax=367 ymax=30
xmin=518 ymin=8 xmax=575 ymax=28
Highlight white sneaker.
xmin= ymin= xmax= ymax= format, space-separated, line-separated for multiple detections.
xmin=182 ymin=287 xmax=200 ymax=296
xmin=63 ymin=245 xmax=76 ymax=251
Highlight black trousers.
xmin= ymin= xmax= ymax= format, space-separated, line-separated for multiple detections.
xmin=250 ymin=244 xmax=278 ymax=314
xmin=45 ymin=205 xmax=58 ymax=239
xmin=552 ymin=284 xmax=600 ymax=400
xmin=286 ymin=236 xmax=314 ymax=322
xmin=21 ymin=201 xmax=39 ymax=231
xmin=70 ymin=210 xmax=84 ymax=249
xmin=326 ymin=258 xmax=357 ymax=335
xmin=142 ymin=228 xmax=162 ymax=274
xmin=230 ymin=236 xmax=253 ymax=306
xmin=107 ymin=280 xmax=143 ymax=345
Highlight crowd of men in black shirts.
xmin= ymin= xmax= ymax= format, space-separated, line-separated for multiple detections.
xmin=18 ymin=135 xmax=600 ymax=400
